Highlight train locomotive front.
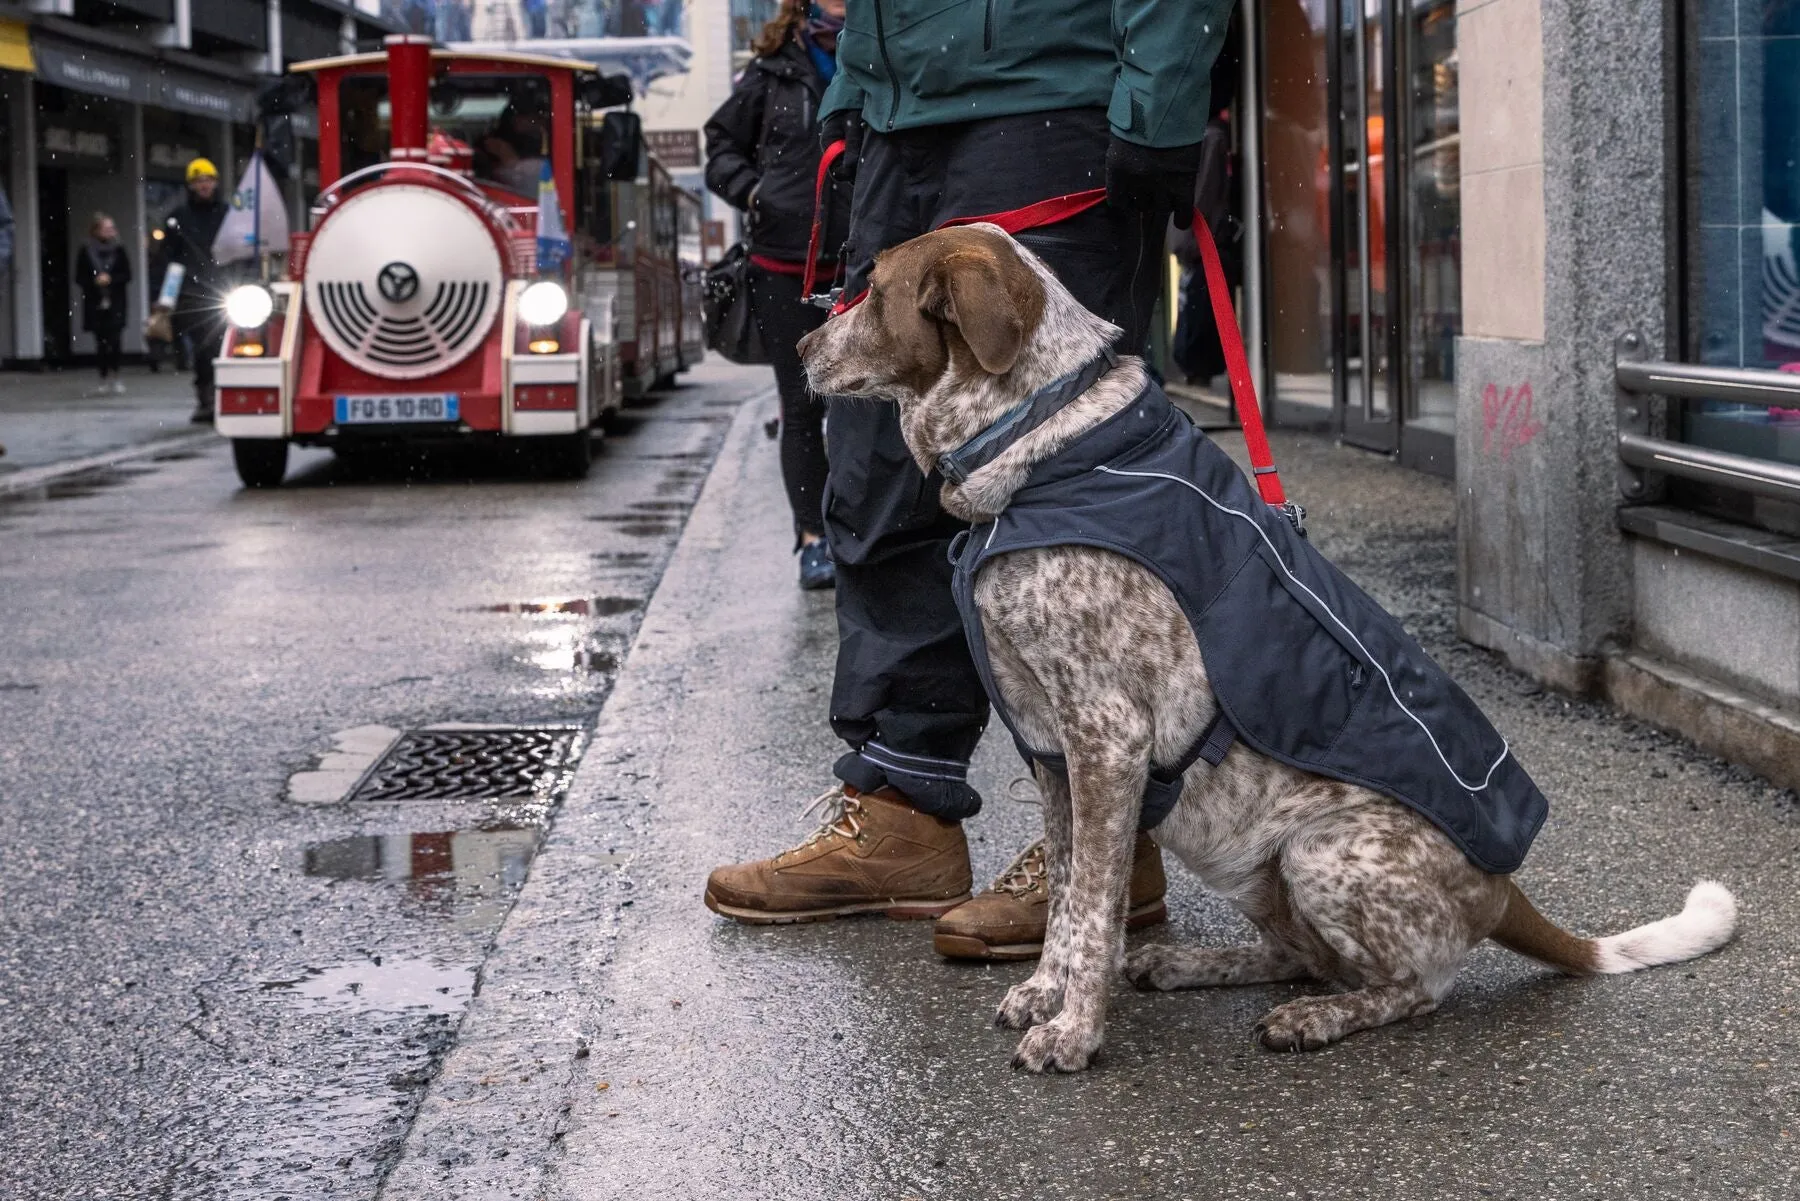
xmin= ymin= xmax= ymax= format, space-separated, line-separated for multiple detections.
xmin=213 ymin=36 xmax=641 ymax=488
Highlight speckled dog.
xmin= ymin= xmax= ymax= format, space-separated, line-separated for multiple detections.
xmin=797 ymin=224 xmax=1737 ymax=1073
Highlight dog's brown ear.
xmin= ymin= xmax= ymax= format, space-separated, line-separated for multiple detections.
xmin=917 ymin=246 xmax=1038 ymax=375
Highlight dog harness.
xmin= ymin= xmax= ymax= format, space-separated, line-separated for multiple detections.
xmin=946 ymin=373 xmax=1548 ymax=875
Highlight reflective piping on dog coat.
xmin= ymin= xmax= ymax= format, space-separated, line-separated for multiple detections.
xmin=947 ymin=380 xmax=1548 ymax=874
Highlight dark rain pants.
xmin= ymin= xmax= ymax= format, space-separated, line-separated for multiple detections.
xmin=823 ymin=107 xmax=1165 ymax=821
xmin=747 ymin=263 xmax=830 ymax=544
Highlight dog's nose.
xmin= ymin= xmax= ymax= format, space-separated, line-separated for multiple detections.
xmin=796 ymin=328 xmax=817 ymax=361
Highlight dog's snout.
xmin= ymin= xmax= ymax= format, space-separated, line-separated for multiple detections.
xmin=796 ymin=328 xmax=818 ymax=361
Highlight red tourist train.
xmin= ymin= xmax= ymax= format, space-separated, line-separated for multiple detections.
xmin=212 ymin=35 xmax=705 ymax=488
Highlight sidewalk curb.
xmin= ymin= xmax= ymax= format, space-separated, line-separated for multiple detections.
xmin=0 ymin=430 xmax=216 ymax=497
xmin=377 ymin=385 xmax=780 ymax=1199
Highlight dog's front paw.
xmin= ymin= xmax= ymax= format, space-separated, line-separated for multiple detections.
xmin=1253 ymin=999 xmax=1336 ymax=1053
xmin=995 ymin=980 xmax=1062 ymax=1030
xmin=1124 ymin=944 xmax=1186 ymax=992
xmin=1011 ymin=1016 xmax=1101 ymax=1073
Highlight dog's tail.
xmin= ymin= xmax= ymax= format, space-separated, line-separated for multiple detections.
xmin=1490 ymin=878 xmax=1737 ymax=975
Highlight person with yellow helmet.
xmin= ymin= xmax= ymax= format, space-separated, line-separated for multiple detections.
xmin=152 ymin=156 xmax=229 ymax=422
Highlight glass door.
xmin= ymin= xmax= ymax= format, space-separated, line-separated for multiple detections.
xmin=1331 ymin=0 xmax=1399 ymax=451
xmin=1398 ymin=0 xmax=1460 ymax=471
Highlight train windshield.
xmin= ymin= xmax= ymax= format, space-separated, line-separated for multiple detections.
xmin=339 ymin=73 xmax=557 ymax=198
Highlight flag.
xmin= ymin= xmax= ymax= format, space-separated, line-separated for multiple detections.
xmin=536 ymin=158 xmax=571 ymax=273
xmin=213 ymin=151 xmax=290 ymax=265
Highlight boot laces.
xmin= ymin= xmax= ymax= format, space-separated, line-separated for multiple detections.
xmin=794 ymin=786 xmax=865 ymax=849
xmin=992 ymin=838 xmax=1047 ymax=898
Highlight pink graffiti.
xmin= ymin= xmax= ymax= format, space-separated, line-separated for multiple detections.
xmin=1481 ymin=382 xmax=1544 ymax=460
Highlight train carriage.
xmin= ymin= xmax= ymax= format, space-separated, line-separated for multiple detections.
xmin=213 ymin=36 xmax=701 ymax=488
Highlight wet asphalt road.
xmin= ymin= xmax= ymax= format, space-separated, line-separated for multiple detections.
xmin=4 ymin=358 xmax=1798 ymax=1200
xmin=0 ymin=361 xmax=760 ymax=1199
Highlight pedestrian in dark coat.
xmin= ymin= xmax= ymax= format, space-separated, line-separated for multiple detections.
xmin=704 ymin=0 xmax=1237 ymax=958
xmin=704 ymin=0 xmax=852 ymax=590
xmin=157 ymin=157 xmax=229 ymax=422
xmin=76 ymin=213 xmax=133 ymax=395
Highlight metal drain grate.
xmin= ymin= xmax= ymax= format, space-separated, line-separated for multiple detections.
xmin=347 ymin=726 xmax=585 ymax=803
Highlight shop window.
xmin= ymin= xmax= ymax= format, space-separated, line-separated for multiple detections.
xmin=1682 ymin=1 xmax=1800 ymax=472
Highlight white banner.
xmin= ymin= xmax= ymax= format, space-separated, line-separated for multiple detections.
xmin=213 ymin=151 xmax=290 ymax=264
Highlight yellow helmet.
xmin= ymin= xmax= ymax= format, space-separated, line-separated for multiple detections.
xmin=185 ymin=157 xmax=219 ymax=182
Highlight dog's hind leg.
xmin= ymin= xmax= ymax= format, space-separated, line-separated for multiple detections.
xmin=1011 ymin=737 xmax=1146 ymax=1073
xmin=1247 ymin=803 xmax=1500 ymax=1051
xmin=1253 ymin=984 xmax=1439 ymax=1052
xmin=1125 ymin=939 xmax=1308 ymax=991
xmin=997 ymin=765 xmax=1075 ymax=1031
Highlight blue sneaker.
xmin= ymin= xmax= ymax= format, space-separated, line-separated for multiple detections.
xmin=798 ymin=538 xmax=836 ymax=591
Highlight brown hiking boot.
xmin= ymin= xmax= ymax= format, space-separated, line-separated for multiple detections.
xmin=704 ymin=785 xmax=973 ymax=924
xmin=932 ymin=832 xmax=1168 ymax=961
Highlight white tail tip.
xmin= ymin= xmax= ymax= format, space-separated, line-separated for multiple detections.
xmin=1593 ymin=880 xmax=1737 ymax=974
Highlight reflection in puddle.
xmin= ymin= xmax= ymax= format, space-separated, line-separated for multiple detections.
xmin=271 ymin=957 xmax=476 ymax=1015
xmin=483 ymin=596 xmax=641 ymax=616
xmin=305 ymin=827 xmax=540 ymax=931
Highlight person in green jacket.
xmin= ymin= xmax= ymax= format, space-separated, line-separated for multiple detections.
xmin=706 ymin=0 xmax=1236 ymax=962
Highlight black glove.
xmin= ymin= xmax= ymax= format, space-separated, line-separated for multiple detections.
xmin=819 ymin=110 xmax=864 ymax=185
xmin=1105 ymin=136 xmax=1203 ymax=229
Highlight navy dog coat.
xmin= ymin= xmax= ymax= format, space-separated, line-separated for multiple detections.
xmin=946 ymin=371 xmax=1547 ymax=876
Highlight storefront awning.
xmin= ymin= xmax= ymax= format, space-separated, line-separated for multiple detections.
xmin=0 ymin=18 xmax=34 ymax=73
xmin=31 ymin=34 xmax=258 ymax=121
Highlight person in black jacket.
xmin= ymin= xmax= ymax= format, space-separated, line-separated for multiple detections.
xmin=157 ymin=158 xmax=230 ymax=423
xmin=704 ymin=0 xmax=852 ymax=591
xmin=75 ymin=213 xmax=133 ymax=395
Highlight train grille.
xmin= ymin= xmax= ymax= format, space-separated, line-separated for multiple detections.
xmin=315 ymin=279 xmax=493 ymax=369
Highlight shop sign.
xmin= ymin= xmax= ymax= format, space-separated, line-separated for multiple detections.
xmin=31 ymin=35 xmax=257 ymax=122
xmin=40 ymin=124 xmax=115 ymax=170
xmin=148 ymin=141 xmax=206 ymax=178
xmin=33 ymin=41 xmax=139 ymax=102
xmin=644 ymin=129 xmax=700 ymax=169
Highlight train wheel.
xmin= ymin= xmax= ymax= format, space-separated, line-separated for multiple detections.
xmin=232 ymin=439 xmax=289 ymax=489
xmin=540 ymin=431 xmax=592 ymax=480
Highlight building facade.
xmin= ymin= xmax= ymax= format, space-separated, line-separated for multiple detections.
xmin=1232 ymin=0 xmax=1800 ymax=786
xmin=0 ymin=0 xmax=396 ymax=367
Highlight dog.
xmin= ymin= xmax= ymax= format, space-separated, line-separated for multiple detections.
xmin=797 ymin=223 xmax=1738 ymax=1073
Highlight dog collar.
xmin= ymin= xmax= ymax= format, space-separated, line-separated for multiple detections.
xmin=937 ymin=347 xmax=1119 ymax=485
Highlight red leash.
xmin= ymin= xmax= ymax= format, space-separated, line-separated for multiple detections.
xmin=809 ymin=177 xmax=1290 ymax=511
xmin=800 ymin=139 xmax=847 ymax=301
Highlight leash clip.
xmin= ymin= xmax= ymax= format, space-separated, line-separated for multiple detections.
xmin=805 ymin=285 xmax=843 ymax=311
xmin=1278 ymin=501 xmax=1307 ymax=539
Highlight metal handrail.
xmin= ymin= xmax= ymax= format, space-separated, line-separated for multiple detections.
xmin=1613 ymin=334 xmax=1800 ymax=503
xmin=1616 ymin=359 xmax=1800 ymax=409
xmin=1617 ymin=432 xmax=1800 ymax=504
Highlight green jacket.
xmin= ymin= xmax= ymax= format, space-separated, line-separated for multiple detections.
xmin=820 ymin=0 xmax=1234 ymax=148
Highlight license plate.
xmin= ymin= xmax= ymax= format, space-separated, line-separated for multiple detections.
xmin=334 ymin=394 xmax=459 ymax=424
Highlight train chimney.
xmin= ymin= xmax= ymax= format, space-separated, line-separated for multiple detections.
xmin=386 ymin=35 xmax=432 ymax=161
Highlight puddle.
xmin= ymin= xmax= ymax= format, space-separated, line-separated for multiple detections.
xmin=305 ymin=827 xmax=542 ymax=931
xmin=573 ymin=648 xmax=618 ymax=672
xmin=2 ymin=463 xmax=155 ymax=506
xmin=587 ymin=517 xmax=677 ymax=537
xmin=266 ymin=957 xmax=476 ymax=1015
xmin=482 ymin=596 xmax=641 ymax=616
xmin=592 ymin=550 xmax=653 ymax=564
xmin=0 ymin=682 xmax=41 ymax=692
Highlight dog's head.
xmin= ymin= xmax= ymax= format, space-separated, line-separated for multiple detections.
xmin=798 ymin=224 xmax=1049 ymax=405
xmin=799 ymin=224 xmax=1128 ymax=503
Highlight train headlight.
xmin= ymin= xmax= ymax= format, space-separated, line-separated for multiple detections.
xmin=225 ymin=285 xmax=274 ymax=329
xmin=518 ymin=281 xmax=568 ymax=328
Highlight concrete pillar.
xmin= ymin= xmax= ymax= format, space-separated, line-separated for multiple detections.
xmin=1453 ymin=0 xmax=1664 ymax=693
xmin=124 ymin=104 xmax=147 ymax=354
xmin=8 ymin=77 xmax=43 ymax=362
xmin=150 ymin=0 xmax=193 ymax=49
